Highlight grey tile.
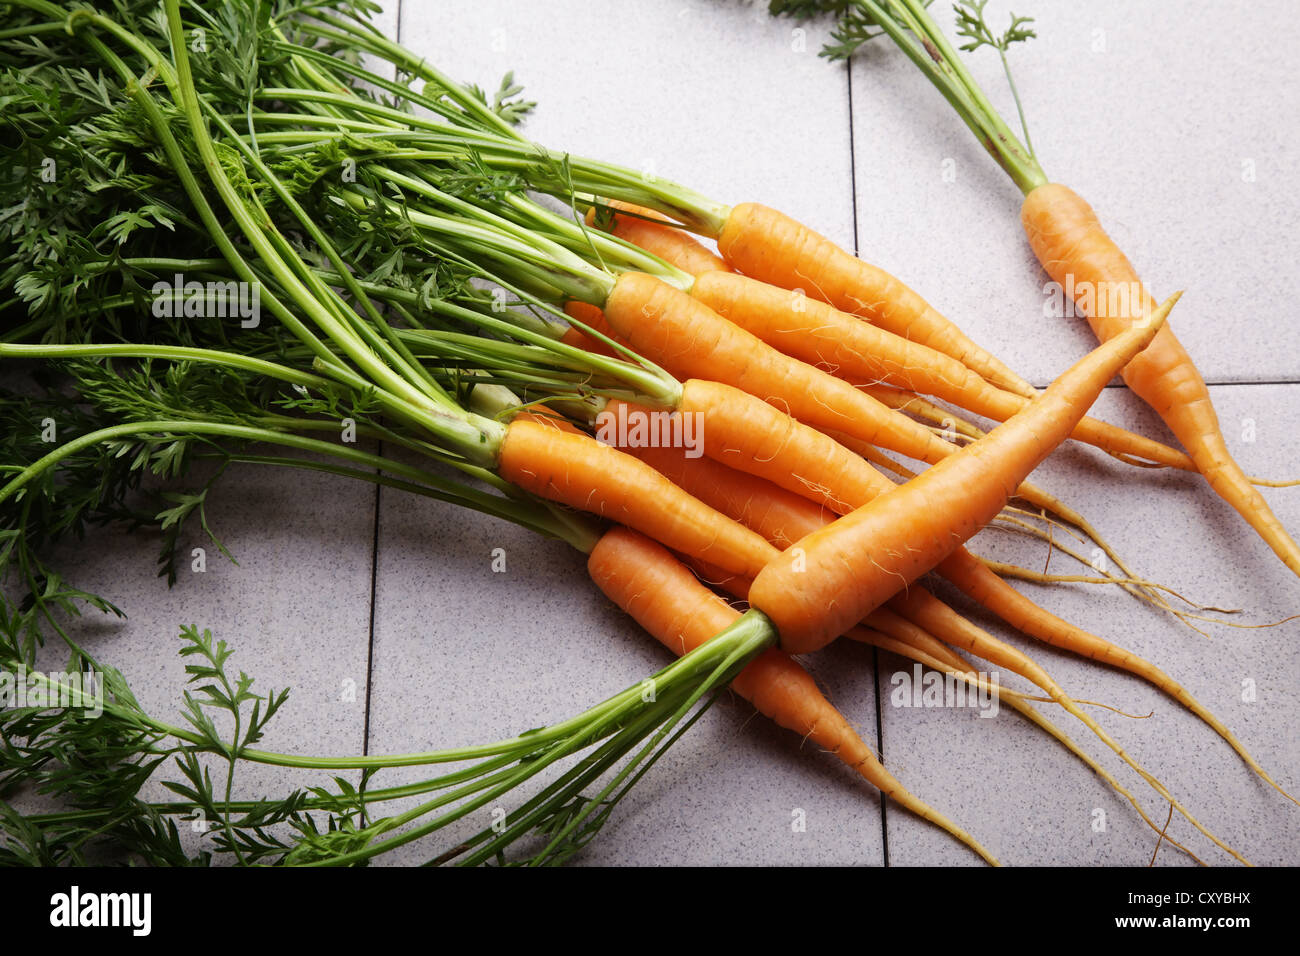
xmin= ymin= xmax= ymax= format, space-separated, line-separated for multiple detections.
xmin=399 ymin=0 xmax=856 ymax=249
xmin=848 ymin=0 xmax=1300 ymax=387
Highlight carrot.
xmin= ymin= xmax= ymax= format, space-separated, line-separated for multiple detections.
xmin=687 ymin=491 xmax=1245 ymax=861
xmin=497 ymin=417 xmax=773 ymax=579
xmin=599 ymin=271 xmax=1183 ymax=559
xmin=483 ymin=209 xmax=1242 ymax=858
xmin=855 ymin=439 xmax=1218 ymax=626
xmin=690 ymin=268 xmax=1194 ymax=470
xmin=624 ymin=379 xmax=1171 ymax=640
xmin=587 ymin=524 xmax=998 ymax=864
xmin=712 ymin=431 xmax=1289 ymax=801
xmin=554 ymin=257 xmax=1272 ymax=802
xmin=629 ymin=426 xmax=1275 ymax=793
xmin=726 ymin=296 xmax=1267 ymax=857
xmin=713 ymin=203 xmax=1034 ymax=395
xmin=665 ymin=377 xmax=1137 ymax=610
xmin=675 ymin=550 xmax=1206 ymax=861
xmin=559 ymin=323 xmax=618 ymax=359
xmin=627 ymin=442 xmax=839 ymax=550
xmin=747 ymin=297 xmax=1174 ymax=653
xmin=693 ymin=542 xmax=1058 ymax=705
xmin=1022 ymin=183 xmax=1300 ymax=578
xmin=600 ymin=271 xmax=956 ymax=466
xmin=579 ymin=226 xmax=1183 ymax=588
xmin=589 ymin=200 xmax=731 ymax=278
xmin=645 ymin=428 xmax=1269 ymax=774
xmin=772 ymin=0 xmax=1299 ymax=579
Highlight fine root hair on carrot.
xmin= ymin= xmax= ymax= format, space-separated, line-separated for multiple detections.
xmin=1015 ymin=696 xmax=1155 ymax=721
xmin=1249 ymin=475 xmax=1300 ymax=488
xmin=863 ymin=608 xmax=1149 ymax=722
xmin=984 ymin=513 xmax=1225 ymax=628
xmin=897 ymin=602 xmax=1251 ymax=862
xmin=980 ymin=537 xmax=1300 ymax=634
xmin=848 ymin=627 xmax=1205 ymax=865
xmin=986 ymin=560 xmax=1241 ymax=616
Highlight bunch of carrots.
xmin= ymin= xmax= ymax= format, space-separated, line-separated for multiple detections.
xmin=0 ymin=0 xmax=1295 ymax=865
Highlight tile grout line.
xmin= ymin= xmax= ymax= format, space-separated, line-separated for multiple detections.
xmin=846 ymin=54 xmax=891 ymax=869
xmin=361 ymin=0 xmax=402 ymax=759
xmin=361 ymin=446 xmax=381 ymax=757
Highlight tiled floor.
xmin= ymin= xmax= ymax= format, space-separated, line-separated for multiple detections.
xmin=19 ymin=1 xmax=1299 ymax=866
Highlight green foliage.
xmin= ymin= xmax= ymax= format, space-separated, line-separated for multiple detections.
xmin=0 ymin=624 xmax=325 ymax=866
xmin=768 ymin=0 xmax=935 ymax=61
xmin=465 ymin=71 xmax=536 ymax=128
xmin=953 ymin=0 xmax=1035 ymax=53
xmin=0 ymin=0 xmax=746 ymax=869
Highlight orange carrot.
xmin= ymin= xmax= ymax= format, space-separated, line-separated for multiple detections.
xmin=1022 ymin=183 xmax=1300 ymax=578
xmin=691 ymin=269 xmax=1194 ymax=470
xmin=682 ymin=496 xmax=1244 ymax=860
xmin=714 ymin=203 xmax=1033 ymax=395
xmin=736 ymin=297 xmax=1258 ymax=859
xmin=561 ymin=294 xmax=1259 ymax=774
xmin=497 ymin=418 xmax=773 ymax=579
xmin=587 ymin=524 xmax=998 ymax=864
xmin=627 ymin=442 xmax=838 ymax=550
xmin=748 ymin=297 xmax=1174 ymax=654
xmin=692 ymin=557 xmax=1209 ymax=861
xmin=601 ymin=271 xmax=954 ymax=466
xmin=585 ymin=217 xmax=1189 ymax=488
xmin=660 ymin=408 xmax=1289 ymax=796
xmin=589 ymin=200 xmax=731 ymax=278
xmin=633 ymin=429 xmax=1273 ymax=788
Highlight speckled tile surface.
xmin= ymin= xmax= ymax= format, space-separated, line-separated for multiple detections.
xmin=847 ymin=1 xmax=1300 ymax=388
xmin=399 ymin=0 xmax=857 ymax=250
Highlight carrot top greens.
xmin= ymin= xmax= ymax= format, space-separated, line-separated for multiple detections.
xmin=771 ymin=0 xmax=1048 ymax=193
xmin=0 ymin=0 xmax=781 ymax=866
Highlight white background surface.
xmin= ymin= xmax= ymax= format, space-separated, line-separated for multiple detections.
xmin=20 ymin=1 xmax=1300 ymax=866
